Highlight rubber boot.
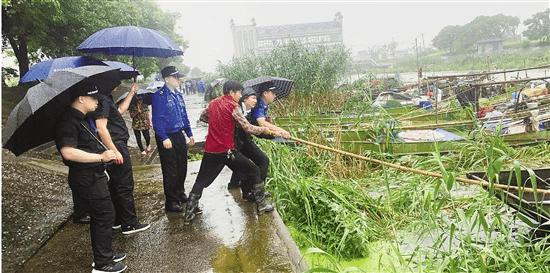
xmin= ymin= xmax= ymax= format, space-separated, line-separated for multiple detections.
xmin=253 ymin=183 xmax=274 ymax=214
xmin=184 ymin=193 xmax=201 ymax=224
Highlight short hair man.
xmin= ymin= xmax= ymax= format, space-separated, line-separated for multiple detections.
xmin=55 ymin=83 xmax=127 ymax=272
xmin=94 ymin=81 xmax=150 ymax=235
xmin=184 ymin=81 xmax=283 ymax=223
xmin=152 ymin=66 xmax=195 ymax=213
xmin=249 ymin=81 xmax=291 ymax=138
xmin=230 ymin=88 xmax=272 ymax=201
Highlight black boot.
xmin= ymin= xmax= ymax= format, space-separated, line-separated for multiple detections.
xmin=253 ymin=183 xmax=274 ymax=214
xmin=227 ymin=180 xmax=241 ymax=189
xmin=179 ymin=192 xmax=188 ymax=203
xmin=184 ymin=193 xmax=201 ymax=224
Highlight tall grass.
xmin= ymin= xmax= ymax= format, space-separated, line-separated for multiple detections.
xmin=260 ymin=117 xmax=550 ymax=272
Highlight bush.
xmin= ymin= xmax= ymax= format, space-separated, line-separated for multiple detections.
xmin=216 ymin=41 xmax=351 ymax=93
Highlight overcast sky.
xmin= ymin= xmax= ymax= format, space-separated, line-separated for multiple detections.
xmin=155 ymin=0 xmax=548 ymax=72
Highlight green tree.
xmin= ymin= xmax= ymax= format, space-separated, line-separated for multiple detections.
xmin=2 ymin=0 xmax=61 ymax=76
xmin=432 ymin=25 xmax=462 ymax=52
xmin=2 ymin=0 xmax=186 ymax=80
xmin=189 ymin=67 xmax=203 ymax=78
xmin=432 ymin=14 xmax=519 ymax=52
xmin=522 ymin=9 xmax=550 ymax=43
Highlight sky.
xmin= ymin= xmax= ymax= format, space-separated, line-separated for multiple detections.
xmin=158 ymin=1 xmax=548 ymax=72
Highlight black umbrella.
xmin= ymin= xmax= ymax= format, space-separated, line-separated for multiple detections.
xmin=3 ymin=65 xmax=120 ymax=156
xmin=243 ymin=76 xmax=294 ymax=101
xmin=115 ymin=89 xmax=153 ymax=105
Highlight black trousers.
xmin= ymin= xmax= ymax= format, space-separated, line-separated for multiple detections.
xmin=134 ymin=129 xmax=150 ymax=152
xmin=156 ymin=132 xmax=188 ymax=203
xmin=68 ymin=167 xmax=114 ymax=266
xmin=230 ymin=141 xmax=269 ymax=195
xmin=107 ymin=142 xmax=138 ymax=227
xmin=191 ymin=150 xmax=261 ymax=197
xmin=72 ymin=192 xmax=88 ymax=219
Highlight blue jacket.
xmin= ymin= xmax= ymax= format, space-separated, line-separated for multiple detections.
xmin=250 ymin=98 xmax=269 ymax=124
xmin=152 ymin=85 xmax=193 ymax=141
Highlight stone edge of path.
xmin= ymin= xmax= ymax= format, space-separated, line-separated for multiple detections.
xmin=272 ymin=208 xmax=309 ymax=272
xmin=12 ymin=158 xmax=72 ymax=271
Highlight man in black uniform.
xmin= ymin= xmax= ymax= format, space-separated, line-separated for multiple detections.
xmin=229 ymin=88 xmax=271 ymax=201
xmin=95 ymin=83 xmax=150 ymax=235
xmin=55 ymin=83 xmax=127 ymax=273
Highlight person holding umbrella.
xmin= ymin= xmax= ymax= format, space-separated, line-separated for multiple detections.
xmin=227 ymin=80 xmax=291 ymax=189
xmin=95 ymin=82 xmax=150 ymax=235
xmin=55 ymin=83 xmax=127 ymax=273
xmin=250 ymin=81 xmax=291 ymax=136
xmin=231 ymin=88 xmax=272 ymax=202
xmin=152 ymin=66 xmax=195 ymax=213
xmin=184 ymin=81 xmax=282 ymax=224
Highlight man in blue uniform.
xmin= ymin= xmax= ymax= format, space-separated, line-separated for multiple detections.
xmin=152 ymin=66 xmax=195 ymax=212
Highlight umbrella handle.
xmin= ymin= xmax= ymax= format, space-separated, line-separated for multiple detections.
xmin=132 ymin=54 xmax=137 ymax=83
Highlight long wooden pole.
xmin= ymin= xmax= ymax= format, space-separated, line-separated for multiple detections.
xmin=290 ymin=136 xmax=550 ymax=195
xmin=427 ymin=64 xmax=550 ymax=79
xmin=472 ymin=76 xmax=550 ymax=87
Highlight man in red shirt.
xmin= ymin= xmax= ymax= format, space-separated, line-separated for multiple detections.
xmin=184 ymin=81 xmax=283 ymax=223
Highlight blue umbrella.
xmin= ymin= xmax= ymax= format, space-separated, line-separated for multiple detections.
xmin=76 ymin=26 xmax=184 ymax=58
xmin=103 ymin=61 xmax=139 ymax=80
xmin=19 ymin=56 xmax=105 ymax=84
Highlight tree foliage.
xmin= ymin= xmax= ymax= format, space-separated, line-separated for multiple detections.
xmin=432 ymin=14 xmax=520 ymax=52
xmin=2 ymin=0 xmax=185 ymax=80
xmin=522 ymin=9 xmax=550 ymax=43
xmin=216 ymin=42 xmax=351 ymax=93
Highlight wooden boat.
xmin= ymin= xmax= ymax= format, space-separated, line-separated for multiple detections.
xmin=277 ymin=108 xmax=473 ymax=128
xmin=466 ymin=168 xmax=550 ymax=237
xmin=336 ymin=130 xmax=550 ymax=155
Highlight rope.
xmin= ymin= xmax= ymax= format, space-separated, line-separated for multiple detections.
xmin=290 ymin=136 xmax=550 ymax=196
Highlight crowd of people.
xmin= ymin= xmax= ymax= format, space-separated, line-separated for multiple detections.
xmin=54 ymin=65 xmax=290 ymax=273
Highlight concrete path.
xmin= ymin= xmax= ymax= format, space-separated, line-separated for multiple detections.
xmin=3 ymin=90 xmax=306 ymax=272
xmin=18 ymin=161 xmax=303 ymax=272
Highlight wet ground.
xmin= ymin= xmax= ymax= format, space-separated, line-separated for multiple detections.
xmin=17 ymin=161 xmax=300 ymax=272
xmin=2 ymin=90 xmax=305 ymax=272
xmin=1 ymin=151 xmax=71 ymax=272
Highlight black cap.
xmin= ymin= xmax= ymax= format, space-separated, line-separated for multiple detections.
xmin=259 ymin=81 xmax=277 ymax=93
xmin=71 ymin=83 xmax=100 ymax=100
xmin=161 ymin=66 xmax=184 ymax=78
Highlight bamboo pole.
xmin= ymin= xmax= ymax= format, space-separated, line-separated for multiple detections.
xmin=427 ymin=64 xmax=550 ymax=79
xmin=290 ymin=136 xmax=550 ymax=195
xmin=472 ymin=76 xmax=550 ymax=87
